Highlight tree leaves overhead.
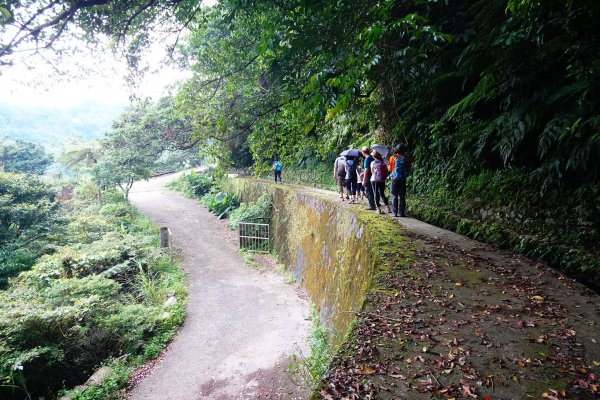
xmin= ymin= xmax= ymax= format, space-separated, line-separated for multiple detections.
xmin=2 ymin=0 xmax=598 ymax=191
xmin=0 ymin=0 xmax=206 ymax=68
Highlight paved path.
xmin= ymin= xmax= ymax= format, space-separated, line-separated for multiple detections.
xmin=128 ymin=173 xmax=310 ymax=400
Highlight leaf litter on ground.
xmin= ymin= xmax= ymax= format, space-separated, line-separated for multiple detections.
xmin=319 ymin=230 xmax=600 ymax=399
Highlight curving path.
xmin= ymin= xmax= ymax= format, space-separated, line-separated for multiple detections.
xmin=128 ymin=173 xmax=310 ymax=400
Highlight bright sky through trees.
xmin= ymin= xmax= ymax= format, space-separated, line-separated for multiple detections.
xmin=0 ymin=43 xmax=190 ymax=106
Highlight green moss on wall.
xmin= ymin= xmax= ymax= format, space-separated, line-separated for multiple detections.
xmin=222 ymin=178 xmax=409 ymax=348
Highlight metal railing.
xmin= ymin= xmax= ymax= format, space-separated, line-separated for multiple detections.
xmin=238 ymin=221 xmax=270 ymax=252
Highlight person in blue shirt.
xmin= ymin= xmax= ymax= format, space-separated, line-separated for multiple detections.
xmin=272 ymin=156 xmax=282 ymax=183
xmin=360 ymin=146 xmax=376 ymax=210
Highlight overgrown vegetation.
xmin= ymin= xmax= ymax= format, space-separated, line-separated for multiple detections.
xmin=0 ymin=182 xmax=186 ymax=400
xmin=228 ymin=194 xmax=272 ymax=230
xmin=0 ymin=172 xmax=61 ymax=286
xmin=288 ymin=308 xmax=333 ymax=393
xmin=167 ymin=171 xmax=241 ymax=219
xmin=3 ymin=0 xmax=598 ymax=279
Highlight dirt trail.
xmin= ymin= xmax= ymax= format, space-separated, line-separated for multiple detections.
xmin=127 ymin=173 xmax=311 ymax=400
xmin=314 ymin=193 xmax=600 ymax=399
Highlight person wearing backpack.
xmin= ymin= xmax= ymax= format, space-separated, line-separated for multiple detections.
xmin=272 ymin=156 xmax=283 ymax=183
xmin=344 ymin=156 xmax=358 ymax=203
xmin=333 ymin=155 xmax=347 ymax=200
xmin=361 ymin=146 xmax=376 ymax=210
xmin=388 ymin=144 xmax=412 ymax=217
xmin=370 ymin=151 xmax=391 ymax=214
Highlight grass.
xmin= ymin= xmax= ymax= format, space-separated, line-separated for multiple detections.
xmin=287 ymin=307 xmax=334 ymax=393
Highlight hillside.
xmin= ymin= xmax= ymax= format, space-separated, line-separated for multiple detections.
xmin=0 ymin=101 xmax=125 ymax=150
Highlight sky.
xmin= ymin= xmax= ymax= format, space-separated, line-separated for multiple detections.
xmin=0 ymin=44 xmax=192 ymax=107
xmin=0 ymin=0 xmax=220 ymax=108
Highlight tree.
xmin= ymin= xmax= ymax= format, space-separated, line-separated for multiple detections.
xmin=92 ymin=101 xmax=162 ymax=198
xmin=0 ymin=138 xmax=53 ymax=175
xmin=0 ymin=0 xmax=212 ymax=69
xmin=0 ymin=172 xmax=61 ymax=284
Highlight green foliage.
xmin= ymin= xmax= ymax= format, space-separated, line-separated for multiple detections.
xmin=228 ymin=194 xmax=272 ymax=230
xmin=0 ymin=182 xmax=186 ymax=400
xmin=0 ymin=138 xmax=53 ymax=175
xmin=167 ymin=171 xmax=239 ymax=218
xmin=260 ymin=161 xmax=337 ymax=191
xmin=92 ymin=101 xmax=162 ymax=199
xmin=0 ymin=172 xmax=61 ymax=285
xmin=199 ymin=189 xmax=239 ymax=219
xmin=288 ymin=308 xmax=333 ymax=391
xmin=70 ymin=362 xmax=131 ymax=400
xmin=165 ymin=171 xmax=215 ymax=198
xmin=408 ymin=167 xmax=600 ymax=279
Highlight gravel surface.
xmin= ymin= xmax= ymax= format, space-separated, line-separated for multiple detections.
xmin=127 ymin=173 xmax=311 ymax=400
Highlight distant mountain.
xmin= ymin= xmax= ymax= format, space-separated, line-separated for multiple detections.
xmin=0 ymin=101 xmax=126 ymax=151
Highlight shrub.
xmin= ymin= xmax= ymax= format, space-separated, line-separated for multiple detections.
xmin=0 ymin=183 xmax=186 ymax=400
xmin=165 ymin=171 xmax=214 ymax=198
xmin=228 ymin=194 xmax=272 ymax=230
xmin=199 ymin=189 xmax=239 ymax=219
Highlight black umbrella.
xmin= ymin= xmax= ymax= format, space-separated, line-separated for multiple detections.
xmin=340 ymin=149 xmax=361 ymax=157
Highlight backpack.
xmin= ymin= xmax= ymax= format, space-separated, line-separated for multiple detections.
xmin=345 ymin=159 xmax=357 ymax=178
xmin=274 ymin=160 xmax=282 ymax=172
xmin=370 ymin=158 xmax=388 ymax=182
xmin=391 ymin=155 xmax=406 ymax=179
xmin=335 ymin=157 xmax=346 ymax=175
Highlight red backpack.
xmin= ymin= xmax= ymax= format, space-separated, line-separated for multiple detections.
xmin=370 ymin=158 xmax=388 ymax=182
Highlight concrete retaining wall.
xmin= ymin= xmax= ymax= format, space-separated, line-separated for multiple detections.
xmin=223 ymin=178 xmax=385 ymax=346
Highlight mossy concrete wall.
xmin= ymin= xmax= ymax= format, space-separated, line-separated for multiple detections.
xmin=223 ymin=178 xmax=385 ymax=346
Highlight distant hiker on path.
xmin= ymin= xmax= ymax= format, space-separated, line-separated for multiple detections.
xmin=273 ymin=157 xmax=282 ymax=183
xmin=333 ymin=154 xmax=347 ymax=200
xmin=361 ymin=146 xmax=376 ymax=210
xmin=388 ymin=144 xmax=412 ymax=217
xmin=370 ymin=150 xmax=391 ymax=214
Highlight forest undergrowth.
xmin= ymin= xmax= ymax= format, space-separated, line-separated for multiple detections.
xmin=0 ymin=181 xmax=186 ymax=400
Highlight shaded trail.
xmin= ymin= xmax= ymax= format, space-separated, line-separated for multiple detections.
xmin=128 ymin=173 xmax=310 ymax=400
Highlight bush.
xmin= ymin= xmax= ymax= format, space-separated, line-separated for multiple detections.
xmin=165 ymin=171 xmax=214 ymax=198
xmin=199 ymin=189 xmax=239 ymax=219
xmin=0 ymin=183 xmax=186 ymax=400
xmin=0 ymin=172 xmax=61 ymax=286
xmin=228 ymin=194 xmax=272 ymax=230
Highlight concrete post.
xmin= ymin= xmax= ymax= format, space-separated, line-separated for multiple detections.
xmin=160 ymin=227 xmax=170 ymax=248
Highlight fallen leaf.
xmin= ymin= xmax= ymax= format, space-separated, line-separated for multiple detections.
xmin=455 ymin=282 xmax=463 ymax=287
xmin=532 ymin=295 xmax=545 ymax=301
xmin=359 ymin=365 xmax=376 ymax=375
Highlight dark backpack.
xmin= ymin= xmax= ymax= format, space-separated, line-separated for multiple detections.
xmin=391 ymin=155 xmax=406 ymax=179
xmin=336 ymin=158 xmax=346 ymax=176
xmin=371 ymin=159 xmax=388 ymax=182
xmin=345 ymin=159 xmax=357 ymax=177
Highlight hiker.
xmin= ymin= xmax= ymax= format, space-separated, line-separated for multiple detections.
xmin=356 ymin=164 xmax=365 ymax=200
xmin=272 ymin=156 xmax=282 ymax=183
xmin=370 ymin=151 xmax=391 ymax=214
xmin=360 ymin=146 xmax=376 ymax=210
xmin=345 ymin=156 xmax=358 ymax=203
xmin=333 ymin=154 xmax=347 ymax=200
xmin=388 ymin=144 xmax=412 ymax=217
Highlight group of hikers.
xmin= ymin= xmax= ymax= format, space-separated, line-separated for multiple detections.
xmin=271 ymin=143 xmax=412 ymax=217
xmin=333 ymin=144 xmax=412 ymax=217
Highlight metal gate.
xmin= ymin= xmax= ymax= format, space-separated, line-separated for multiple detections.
xmin=238 ymin=221 xmax=270 ymax=252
